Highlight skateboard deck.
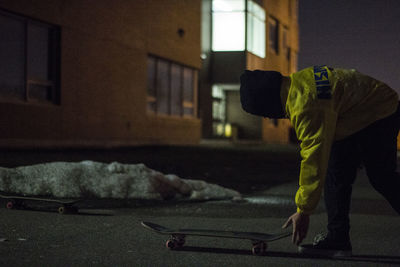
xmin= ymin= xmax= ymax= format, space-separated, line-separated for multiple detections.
xmin=141 ymin=221 xmax=291 ymax=255
xmin=0 ymin=194 xmax=80 ymax=214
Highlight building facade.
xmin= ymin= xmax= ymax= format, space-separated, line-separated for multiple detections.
xmin=0 ymin=0 xmax=298 ymax=148
xmin=200 ymin=0 xmax=299 ymax=143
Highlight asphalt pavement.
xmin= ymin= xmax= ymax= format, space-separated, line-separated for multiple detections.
xmin=0 ymin=142 xmax=399 ymax=266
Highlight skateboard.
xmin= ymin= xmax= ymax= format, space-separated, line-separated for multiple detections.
xmin=141 ymin=221 xmax=291 ymax=255
xmin=0 ymin=194 xmax=80 ymax=214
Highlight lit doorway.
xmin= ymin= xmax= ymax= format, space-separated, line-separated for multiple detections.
xmin=212 ymin=84 xmax=262 ymax=140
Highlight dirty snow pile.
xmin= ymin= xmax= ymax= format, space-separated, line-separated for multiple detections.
xmin=0 ymin=161 xmax=241 ymax=201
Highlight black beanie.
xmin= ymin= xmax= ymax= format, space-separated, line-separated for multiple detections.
xmin=239 ymin=70 xmax=285 ymax=118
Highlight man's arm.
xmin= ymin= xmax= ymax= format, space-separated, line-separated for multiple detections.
xmin=294 ymin=108 xmax=337 ymax=213
xmin=284 ymin=107 xmax=337 ymax=244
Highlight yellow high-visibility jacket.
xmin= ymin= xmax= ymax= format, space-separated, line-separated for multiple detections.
xmin=284 ymin=66 xmax=398 ymax=214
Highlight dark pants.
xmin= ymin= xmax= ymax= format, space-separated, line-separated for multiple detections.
xmin=325 ymin=104 xmax=400 ymax=241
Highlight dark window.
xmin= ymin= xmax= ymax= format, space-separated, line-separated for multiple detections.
xmin=283 ymin=27 xmax=290 ymax=61
xmin=147 ymin=55 xmax=197 ymax=118
xmin=170 ymin=63 xmax=182 ymax=116
xmin=182 ymin=68 xmax=194 ymax=116
xmin=268 ymin=17 xmax=279 ymax=54
xmin=156 ymin=60 xmax=169 ymax=115
xmin=0 ymin=9 xmax=60 ymax=104
xmin=146 ymin=57 xmax=156 ymax=113
xmin=0 ymin=12 xmax=25 ymax=100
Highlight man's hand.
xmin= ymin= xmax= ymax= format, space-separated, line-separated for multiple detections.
xmin=282 ymin=212 xmax=310 ymax=245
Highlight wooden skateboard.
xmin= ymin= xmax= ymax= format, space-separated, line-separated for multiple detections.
xmin=0 ymin=194 xmax=80 ymax=214
xmin=141 ymin=221 xmax=291 ymax=255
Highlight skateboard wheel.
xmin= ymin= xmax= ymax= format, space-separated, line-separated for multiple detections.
xmin=166 ymin=238 xmax=185 ymax=249
xmin=252 ymin=242 xmax=267 ymax=256
xmin=58 ymin=206 xmax=66 ymax=214
xmin=6 ymin=201 xmax=14 ymax=209
xmin=166 ymin=239 xmax=177 ymax=249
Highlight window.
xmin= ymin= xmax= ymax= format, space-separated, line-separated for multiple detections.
xmin=282 ymin=27 xmax=290 ymax=61
xmin=147 ymin=57 xmax=157 ymax=113
xmin=268 ymin=17 xmax=279 ymax=54
xmin=212 ymin=85 xmax=225 ymax=122
xmin=156 ymin=60 xmax=169 ymax=114
xmin=212 ymin=0 xmax=246 ymax=51
xmin=212 ymin=0 xmax=266 ymax=58
xmin=0 ymin=9 xmax=60 ymax=104
xmin=282 ymin=26 xmax=291 ymax=73
xmin=247 ymin=1 xmax=266 ymax=58
xmin=182 ymin=68 xmax=195 ymax=116
xmin=170 ymin=64 xmax=182 ymax=116
xmin=212 ymin=85 xmax=226 ymax=137
xmin=147 ymin=55 xmax=197 ymax=118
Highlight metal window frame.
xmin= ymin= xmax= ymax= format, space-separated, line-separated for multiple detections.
xmin=147 ymin=54 xmax=198 ymax=118
xmin=0 ymin=8 xmax=61 ymax=105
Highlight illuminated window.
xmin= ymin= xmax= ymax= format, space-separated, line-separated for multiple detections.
xmin=212 ymin=0 xmax=266 ymax=58
xmin=212 ymin=84 xmax=227 ymax=137
xmin=247 ymin=1 xmax=266 ymax=58
xmin=212 ymin=0 xmax=246 ymax=51
xmin=0 ymin=10 xmax=60 ymax=104
xmin=147 ymin=55 xmax=197 ymax=118
xmin=269 ymin=17 xmax=279 ymax=54
xmin=212 ymin=85 xmax=226 ymax=122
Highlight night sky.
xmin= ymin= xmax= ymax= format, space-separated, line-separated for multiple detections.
xmin=298 ymin=0 xmax=400 ymax=93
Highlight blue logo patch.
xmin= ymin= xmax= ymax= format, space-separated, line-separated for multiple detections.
xmin=313 ymin=65 xmax=332 ymax=99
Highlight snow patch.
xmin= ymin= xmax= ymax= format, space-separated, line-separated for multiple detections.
xmin=0 ymin=161 xmax=241 ymax=201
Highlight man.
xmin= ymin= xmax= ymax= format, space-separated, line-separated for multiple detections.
xmin=239 ymin=66 xmax=400 ymax=257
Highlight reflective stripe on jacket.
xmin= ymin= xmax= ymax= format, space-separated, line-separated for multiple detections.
xmin=286 ymin=66 xmax=398 ymax=214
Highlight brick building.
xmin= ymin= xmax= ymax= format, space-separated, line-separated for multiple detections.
xmin=0 ymin=0 xmax=298 ymax=148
